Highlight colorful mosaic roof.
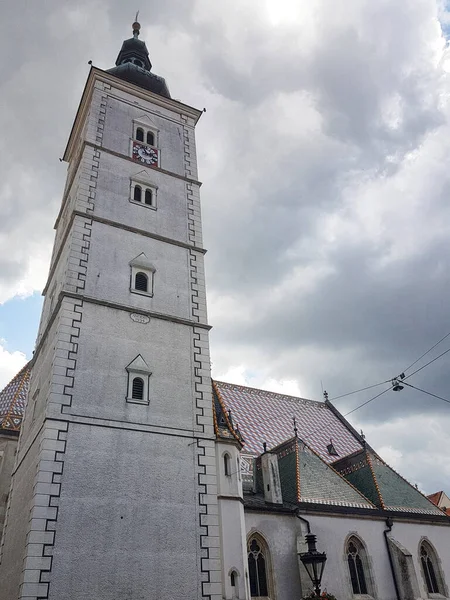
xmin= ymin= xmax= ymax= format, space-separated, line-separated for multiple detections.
xmin=0 ymin=363 xmax=31 ymax=432
xmin=333 ymin=449 xmax=445 ymax=516
xmin=255 ymin=437 xmax=375 ymax=509
xmin=213 ymin=380 xmax=362 ymax=463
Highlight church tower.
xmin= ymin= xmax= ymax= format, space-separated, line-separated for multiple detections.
xmin=0 ymin=22 xmax=222 ymax=600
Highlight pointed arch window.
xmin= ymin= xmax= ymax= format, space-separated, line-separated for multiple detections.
xmin=136 ymin=127 xmax=144 ymax=142
xmin=420 ymin=541 xmax=445 ymax=596
xmin=248 ymin=535 xmax=273 ymax=598
xmin=224 ymin=453 xmax=231 ymax=476
xmin=347 ymin=536 xmax=370 ymax=596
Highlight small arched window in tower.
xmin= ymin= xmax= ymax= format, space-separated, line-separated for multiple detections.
xmin=136 ymin=127 xmax=144 ymax=142
xmin=133 ymin=185 xmax=142 ymax=202
xmin=224 ymin=453 xmax=231 ymax=476
xmin=248 ymin=536 xmax=269 ymax=597
xmin=347 ymin=537 xmax=368 ymax=595
xmin=135 ymin=272 xmax=148 ymax=293
xmin=132 ymin=377 xmax=144 ymax=401
xmin=230 ymin=571 xmax=236 ymax=587
xmin=420 ymin=541 xmax=444 ymax=595
xmin=145 ymin=189 xmax=153 ymax=206
xmin=146 ymin=131 xmax=155 ymax=146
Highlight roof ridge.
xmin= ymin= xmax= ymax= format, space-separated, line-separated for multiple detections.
xmin=298 ymin=437 xmax=377 ymax=508
xmin=295 ymin=438 xmax=301 ymax=503
xmin=369 ymin=450 xmax=443 ymax=512
xmin=213 ymin=379 xmax=323 ymax=405
xmin=0 ymin=362 xmax=30 ymax=395
xmin=366 ymin=449 xmax=386 ymax=509
xmin=212 ymin=380 xmax=242 ymax=444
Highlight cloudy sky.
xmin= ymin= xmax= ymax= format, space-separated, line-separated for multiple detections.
xmin=2 ymin=0 xmax=450 ymax=493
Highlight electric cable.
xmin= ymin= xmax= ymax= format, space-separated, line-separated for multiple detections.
xmin=328 ymin=379 xmax=391 ymax=401
xmin=402 ymin=331 xmax=450 ymax=374
xmin=402 ymin=381 xmax=450 ymax=405
xmin=403 ymin=346 xmax=450 ymax=380
xmin=342 ymin=386 xmax=392 ymax=417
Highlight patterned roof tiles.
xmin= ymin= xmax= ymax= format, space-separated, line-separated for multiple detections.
xmin=0 ymin=363 xmax=31 ymax=432
xmin=213 ymin=380 xmax=362 ymax=463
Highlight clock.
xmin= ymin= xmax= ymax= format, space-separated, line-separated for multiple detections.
xmin=132 ymin=141 xmax=158 ymax=166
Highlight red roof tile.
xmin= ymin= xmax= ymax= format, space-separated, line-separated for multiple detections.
xmin=0 ymin=363 xmax=31 ymax=432
xmin=213 ymin=380 xmax=362 ymax=462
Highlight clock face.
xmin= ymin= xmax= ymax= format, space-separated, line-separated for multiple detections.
xmin=132 ymin=142 xmax=158 ymax=166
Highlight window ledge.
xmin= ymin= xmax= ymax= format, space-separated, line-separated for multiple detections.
xmin=129 ymin=198 xmax=157 ymax=210
xmin=126 ymin=397 xmax=150 ymax=405
xmin=130 ymin=288 xmax=154 ymax=298
xmin=428 ymin=594 xmax=447 ymax=599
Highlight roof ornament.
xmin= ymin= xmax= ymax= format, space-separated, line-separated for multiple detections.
xmin=132 ymin=12 xmax=141 ymax=38
xmin=360 ymin=429 xmax=366 ymax=447
xmin=293 ymin=417 xmax=298 ymax=438
xmin=263 ymin=442 xmax=267 ymax=453
xmin=228 ymin=409 xmax=234 ymax=428
xmin=323 ymin=390 xmax=329 ymax=402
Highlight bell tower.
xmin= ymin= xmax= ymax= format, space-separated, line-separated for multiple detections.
xmin=0 ymin=22 xmax=222 ymax=600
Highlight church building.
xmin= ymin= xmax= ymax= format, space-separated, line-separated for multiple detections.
xmin=0 ymin=22 xmax=449 ymax=600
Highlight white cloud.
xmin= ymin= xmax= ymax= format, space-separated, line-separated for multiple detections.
xmin=0 ymin=342 xmax=27 ymax=391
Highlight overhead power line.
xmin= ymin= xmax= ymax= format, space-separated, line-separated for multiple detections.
xmin=403 ymin=347 xmax=450 ymax=380
xmin=402 ymin=381 xmax=450 ymax=405
xmin=343 ymin=387 xmax=392 ymax=418
xmin=328 ymin=379 xmax=391 ymax=401
xmin=403 ymin=331 xmax=450 ymax=374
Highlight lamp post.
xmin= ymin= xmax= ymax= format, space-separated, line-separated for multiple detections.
xmin=299 ymin=533 xmax=327 ymax=596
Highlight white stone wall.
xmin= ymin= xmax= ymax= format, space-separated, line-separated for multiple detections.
xmin=244 ymin=509 xmax=450 ymax=600
xmin=0 ymin=68 xmax=221 ymax=600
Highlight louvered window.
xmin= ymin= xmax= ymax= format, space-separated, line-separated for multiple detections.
xmin=136 ymin=127 xmax=144 ymax=142
xmin=147 ymin=131 xmax=155 ymax=146
xmin=135 ymin=272 xmax=148 ymax=292
xmin=132 ymin=377 xmax=144 ymax=400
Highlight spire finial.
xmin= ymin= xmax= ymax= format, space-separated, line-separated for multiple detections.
xmin=293 ymin=417 xmax=298 ymax=438
xmin=132 ymin=12 xmax=141 ymax=38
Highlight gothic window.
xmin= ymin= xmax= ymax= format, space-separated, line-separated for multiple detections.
xmin=136 ymin=127 xmax=144 ymax=142
xmin=135 ymin=272 xmax=148 ymax=292
xmin=133 ymin=185 xmax=142 ymax=202
xmin=248 ymin=535 xmax=272 ymax=598
xmin=347 ymin=537 xmax=369 ymax=595
xmin=146 ymin=131 xmax=155 ymax=146
xmin=224 ymin=453 xmax=231 ymax=476
xmin=420 ymin=541 xmax=445 ymax=595
xmin=132 ymin=377 xmax=144 ymax=400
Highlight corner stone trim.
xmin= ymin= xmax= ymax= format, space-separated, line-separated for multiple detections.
xmin=19 ymin=420 xmax=68 ymax=600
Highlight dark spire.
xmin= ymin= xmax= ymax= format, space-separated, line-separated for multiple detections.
xmin=107 ymin=19 xmax=171 ymax=99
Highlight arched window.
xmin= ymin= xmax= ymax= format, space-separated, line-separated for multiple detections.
xmin=146 ymin=131 xmax=155 ymax=146
xmin=136 ymin=127 xmax=144 ymax=142
xmin=145 ymin=189 xmax=153 ymax=205
xmin=347 ymin=536 xmax=368 ymax=595
xmin=133 ymin=185 xmax=142 ymax=202
xmin=230 ymin=571 xmax=236 ymax=587
xmin=420 ymin=541 xmax=445 ymax=595
xmin=248 ymin=535 xmax=271 ymax=597
xmin=135 ymin=272 xmax=148 ymax=292
xmin=132 ymin=377 xmax=144 ymax=400
xmin=224 ymin=453 xmax=231 ymax=476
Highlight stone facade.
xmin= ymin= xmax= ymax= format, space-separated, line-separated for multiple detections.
xmin=0 ymin=65 xmax=222 ymax=600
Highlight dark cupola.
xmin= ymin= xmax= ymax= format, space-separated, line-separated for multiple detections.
xmin=107 ymin=20 xmax=171 ymax=99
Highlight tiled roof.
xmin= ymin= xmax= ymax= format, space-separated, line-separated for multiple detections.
xmin=0 ymin=363 xmax=31 ymax=432
xmin=333 ymin=449 xmax=445 ymax=516
xmin=255 ymin=437 xmax=375 ymax=509
xmin=213 ymin=380 xmax=362 ymax=462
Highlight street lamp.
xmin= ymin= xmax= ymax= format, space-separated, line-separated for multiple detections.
xmin=299 ymin=533 xmax=327 ymax=596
